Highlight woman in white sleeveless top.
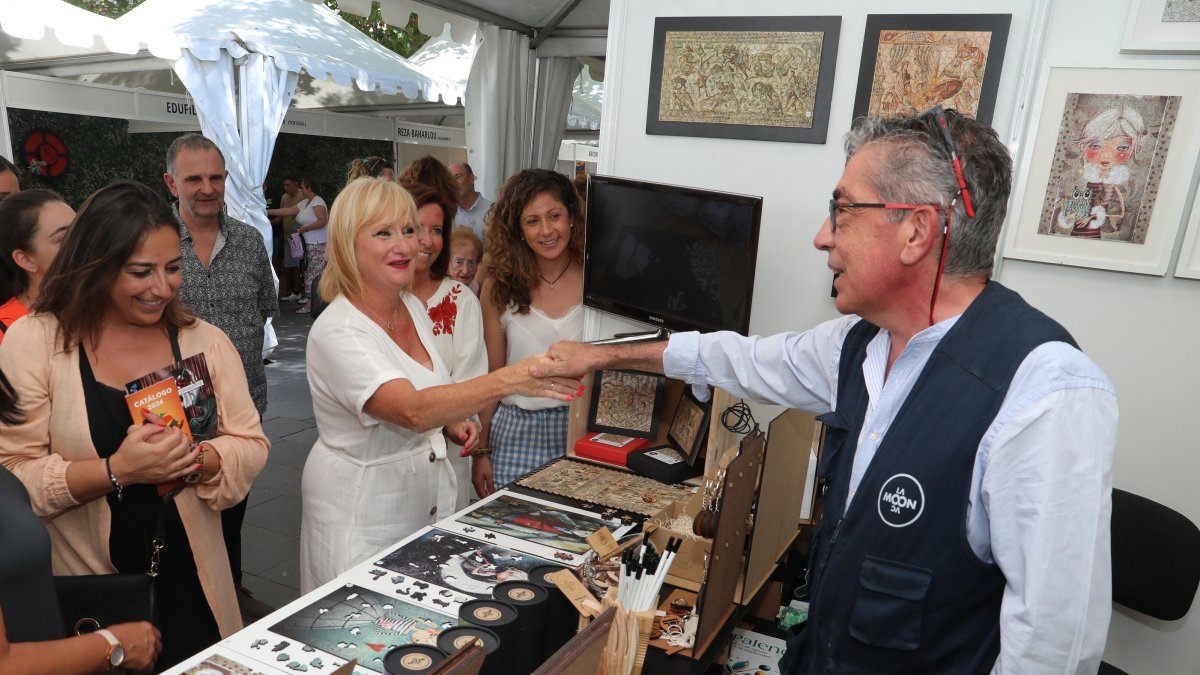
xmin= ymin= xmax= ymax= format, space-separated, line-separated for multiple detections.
xmin=301 ymin=179 xmax=576 ymax=592
xmin=476 ymin=170 xmax=585 ymax=493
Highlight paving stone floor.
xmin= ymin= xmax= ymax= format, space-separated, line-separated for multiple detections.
xmin=240 ymin=298 xmax=314 ymax=610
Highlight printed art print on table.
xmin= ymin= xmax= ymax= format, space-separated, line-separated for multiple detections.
xmin=442 ymin=490 xmax=631 ymax=565
xmin=267 ymin=584 xmax=454 ymax=674
xmin=1037 ymin=93 xmax=1179 ymax=245
xmin=373 ymin=528 xmax=557 ymax=599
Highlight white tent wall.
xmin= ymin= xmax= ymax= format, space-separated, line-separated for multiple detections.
xmin=601 ymin=0 xmax=1200 ymax=672
xmin=464 ymin=24 xmax=532 ymax=198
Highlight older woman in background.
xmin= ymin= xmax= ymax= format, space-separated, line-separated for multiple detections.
xmin=448 ymin=226 xmax=483 ymax=296
xmin=475 ymin=169 xmax=585 ymax=494
xmin=0 ymin=180 xmax=268 ymax=670
xmin=300 ymin=178 xmax=578 ymax=591
xmin=0 ymin=189 xmax=74 ymax=340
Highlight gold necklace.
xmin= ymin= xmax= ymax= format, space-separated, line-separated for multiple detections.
xmin=358 ymin=299 xmax=401 ymax=332
xmin=539 ymin=259 xmax=571 ymax=289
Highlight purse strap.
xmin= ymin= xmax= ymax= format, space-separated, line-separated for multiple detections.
xmin=148 ymin=491 xmax=178 ymax=578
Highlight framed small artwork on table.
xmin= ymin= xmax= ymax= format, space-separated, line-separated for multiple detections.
xmin=1003 ymin=61 xmax=1200 ymax=275
xmin=645 ymin=15 xmax=842 ymax=144
xmin=668 ymin=388 xmax=711 ymax=466
xmin=1123 ymin=0 xmax=1200 ymax=54
xmin=587 ymin=369 xmax=666 ymax=439
xmin=852 ymin=13 xmax=1011 ymax=123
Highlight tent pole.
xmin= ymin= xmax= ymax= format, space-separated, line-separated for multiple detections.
xmin=0 ymin=72 xmax=13 ymax=163
xmin=528 ymin=56 xmax=541 ymax=168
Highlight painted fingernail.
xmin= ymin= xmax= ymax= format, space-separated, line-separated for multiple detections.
xmin=576 ymin=386 xmax=585 ymax=396
xmin=141 ymin=407 xmax=153 ymax=415
xmin=154 ymin=423 xmax=166 ymax=428
xmin=459 ymin=447 xmax=470 ymax=458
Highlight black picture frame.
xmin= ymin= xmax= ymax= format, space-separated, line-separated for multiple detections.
xmin=646 ymin=15 xmax=842 ymax=144
xmin=668 ymin=388 xmax=711 ymax=466
xmin=852 ymin=14 xmax=1011 ymax=124
xmin=587 ymin=369 xmax=666 ymax=439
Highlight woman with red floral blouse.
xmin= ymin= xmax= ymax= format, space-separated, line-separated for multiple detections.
xmin=403 ymin=182 xmax=488 ymax=508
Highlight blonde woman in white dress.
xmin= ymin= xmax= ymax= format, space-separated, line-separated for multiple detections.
xmin=300 ymin=178 xmax=577 ymax=592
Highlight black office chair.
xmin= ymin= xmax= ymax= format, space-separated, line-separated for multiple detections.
xmin=1099 ymin=488 xmax=1200 ymax=675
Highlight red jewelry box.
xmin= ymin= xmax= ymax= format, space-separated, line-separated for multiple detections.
xmin=573 ymin=432 xmax=651 ymax=467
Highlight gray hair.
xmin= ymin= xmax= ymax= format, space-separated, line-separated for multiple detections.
xmin=1077 ymin=105 xmax=1147 ymax=160
xmin=843 ymin=110 xmax=1012 ymax=278
xmin=165 ymin=133 xmax=226 ymax=175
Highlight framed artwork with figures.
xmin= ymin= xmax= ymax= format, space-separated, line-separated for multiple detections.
xmin=645 ymin=15 xmax=841 ymax=144
xmin=852 ymin=14 xmax=1011 ymax=123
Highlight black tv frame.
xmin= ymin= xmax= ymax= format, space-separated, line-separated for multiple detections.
xmin=582 ymin=174 xmax=762 ymax=336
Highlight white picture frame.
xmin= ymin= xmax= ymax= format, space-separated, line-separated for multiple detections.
xmin=1003 ymin=61 xmax=1200 ymax=275
xmin=1123 ymin=0 xmax=1200 ymax=54
xmin=1174 ymin=174 xmax=1200 ymax=278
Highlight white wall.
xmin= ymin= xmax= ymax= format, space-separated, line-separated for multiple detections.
xmin=601 ymin=1 xmax=1200 ymax=673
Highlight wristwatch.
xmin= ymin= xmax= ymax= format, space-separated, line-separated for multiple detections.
xmin=96 ymin=628 xmax=125 ymax=671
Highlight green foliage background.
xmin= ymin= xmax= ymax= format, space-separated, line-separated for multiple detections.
xmin=9 ymin=108 xmax=391 ymax=209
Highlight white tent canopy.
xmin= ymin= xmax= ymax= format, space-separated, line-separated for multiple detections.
xmin=116 ymin=0 xmax=463 ymax=102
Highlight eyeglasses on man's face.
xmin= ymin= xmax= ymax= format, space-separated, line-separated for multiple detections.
xmin=827 ymin=199 xmax=944 ymax=233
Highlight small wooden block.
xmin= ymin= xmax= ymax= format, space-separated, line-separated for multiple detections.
xmin=587 ymin=527 xmax=620 ymax=558
xmin=548 ymin=569 xmax=599 ymax=618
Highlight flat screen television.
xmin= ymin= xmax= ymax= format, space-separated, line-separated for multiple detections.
xmin=583 ymin=175 xmax=762 ymax=335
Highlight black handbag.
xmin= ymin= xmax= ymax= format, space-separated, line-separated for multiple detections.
xmin=54 ymin=492 xmax=176 ymax=635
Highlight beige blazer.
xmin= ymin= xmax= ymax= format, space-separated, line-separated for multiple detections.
xmin=0 ymin=313 xmax=270 ymax=638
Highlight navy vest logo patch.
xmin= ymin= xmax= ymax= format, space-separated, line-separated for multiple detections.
xmin=877 ymin=473 xmax=924 ymax=527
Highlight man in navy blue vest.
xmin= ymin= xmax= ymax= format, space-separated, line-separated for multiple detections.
xmin=534 ymin=109 xmax=1116 ymax=674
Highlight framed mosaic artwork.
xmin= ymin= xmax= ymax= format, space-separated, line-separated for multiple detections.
xmin=645 ymin=15 xmax=841 ymax=143
xmin=587 ymin=369 xmax=666 ymax=439
xmin=852 ymin=14 xmax=1011 ymax=123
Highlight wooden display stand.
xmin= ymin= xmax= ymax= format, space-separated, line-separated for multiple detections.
xmin=566 ymin=374 xmax=821 ymax=661
xmin=566 ymin=373 xmax=738 ymax=479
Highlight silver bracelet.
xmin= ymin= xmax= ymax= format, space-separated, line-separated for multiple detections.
xmin=105 ymin=455 xmax=124 ymax=502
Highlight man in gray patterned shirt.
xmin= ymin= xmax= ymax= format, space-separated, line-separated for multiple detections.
xmin=165 ymin=133 xmax=278 ymax=619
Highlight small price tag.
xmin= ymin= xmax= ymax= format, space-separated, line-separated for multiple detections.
xmin=646 ymin=450 xmax=683 ymax=465
xmin=586 ymin=527 xmax=620 ymax=558
xmin=547 ymin=569 xmax=598 ymax=618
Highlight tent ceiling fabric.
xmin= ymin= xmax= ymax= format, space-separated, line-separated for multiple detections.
xmin=116 ymin=0 xmax=464 ymax=103
xmin=0 ymin=0 xmax=143 ymax=56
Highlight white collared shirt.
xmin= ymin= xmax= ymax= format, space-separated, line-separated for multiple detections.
xmin=663 ymin=315 xmax=1116 ymax=674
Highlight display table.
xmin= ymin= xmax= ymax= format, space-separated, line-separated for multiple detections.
xmin=162 ymin=401 xmax=818 ymax=674
xmin=162 ymin=487 xmax=639 ymax=675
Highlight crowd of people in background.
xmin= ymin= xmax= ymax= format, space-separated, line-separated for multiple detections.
xmin=0 ymin=139 xmax=587 ymax=673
